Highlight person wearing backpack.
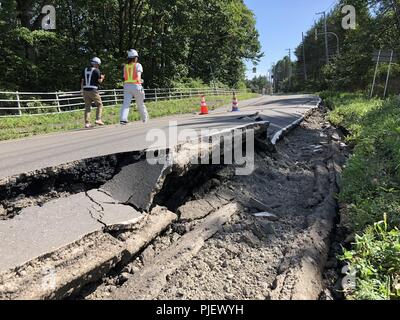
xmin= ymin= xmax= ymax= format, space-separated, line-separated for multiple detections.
xmin=80 ymin=57 xmax=105 ymax=128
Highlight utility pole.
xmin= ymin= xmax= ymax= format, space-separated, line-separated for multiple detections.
xmin=302 ymin=32 xmax=308 ymax=81
xmin=286 ymin=48 xmax=292 ymax=90
xmin=316 ymin=11 xmax=329 ymax=64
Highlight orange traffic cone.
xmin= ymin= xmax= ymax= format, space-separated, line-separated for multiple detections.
xmin=231 ymin=92 xmax=240 ymax=112
xmin=200 ymin=95 xmax=209 ymax=115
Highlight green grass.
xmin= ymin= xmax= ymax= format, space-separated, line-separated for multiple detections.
xmin=322 ymin=91 xmax=400 ymax=300
xmin=340 ymin=216 xmax=400 ymax=300
xmin=0 ymin=93 xmax=259 ymax=141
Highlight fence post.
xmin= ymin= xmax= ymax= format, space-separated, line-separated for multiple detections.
xmin=168 ymin=88 xmax=172 ymax=100
xmin=16 ymin=91 xmax=22 ymax=116
xmin=155 ymin=88 xmax=158 ymax=102
xmin=113 ymin=89 xmax=118 ymax=105
xmin=55 ymin=92 xmax=61 ymax=112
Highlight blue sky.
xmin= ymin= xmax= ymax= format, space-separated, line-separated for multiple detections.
xmin=244 ymin=0 xmax=337 ymax=79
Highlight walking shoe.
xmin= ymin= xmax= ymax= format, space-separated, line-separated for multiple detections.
xmin=120 ymin=121 xmax=129 ymax=125
xmin=85 ymin=123 xmax=92 ymax=129
xmin=95 ymin=120 xmax=105 ymax=126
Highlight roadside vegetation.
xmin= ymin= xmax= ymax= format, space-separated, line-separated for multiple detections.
xmin=0 ymin=93 xmax=259 ymax=141
xmin=321 ymin=91 xmax=400 ymax=300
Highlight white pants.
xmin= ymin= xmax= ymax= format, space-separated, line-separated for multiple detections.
xmin=120 ymin=84 xmax=149 ymax=122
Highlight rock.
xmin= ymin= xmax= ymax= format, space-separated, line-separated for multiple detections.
xmin=241 ymin=231 xmax=262 ymax=247
xmin=120 ymin=272 xmax=131 ymax=282
xmin=140 ymin=246 xmax=155 ymax=266
xmin=176 ymin=289 xmax=185 ymax=297
xmin=107 ymin=286 xmax=116 ymax=293
xmin=172 ymin=223 xmax=190 ymax=235
xmin=332 ymin=133 xmax=341 ymax=141
xmin=222 ymin=261 xmax=228 ymax=268
xmin=227 ymin=274 xmax=235 ymax=280
xmin=131 ymin=266 xmax=140 ymax=274
xmin=122 ymin=265 xmax=133 ymax=274
xmin=257 ymin=221 xmax=276 ymax=235
xmin=171 ymin=233 xmax=181 ymax=243
xmin=0 ymin=205 xmax=6 ymax=218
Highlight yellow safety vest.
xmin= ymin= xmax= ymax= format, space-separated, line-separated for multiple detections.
xmin=124 ymin=63 xmax=141 ymax=85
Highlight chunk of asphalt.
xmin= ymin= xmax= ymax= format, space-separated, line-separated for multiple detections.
xmin=0 ymin=206 xmax=176 ymax=300
xmin=86 ymin=190 xmax=143 ymax=231
xmin=101 ymin=160 xmax=169 ymax=212
xmin=0 ymin=191 xmax=142 ymax=273
xmin=178 ymin=199 xmax=215 ymax=221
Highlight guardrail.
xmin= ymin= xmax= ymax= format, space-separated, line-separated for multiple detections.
xmin=0 ymin=88 xmax=247 ymax=118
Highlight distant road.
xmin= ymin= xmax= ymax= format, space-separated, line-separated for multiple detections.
xmin=0 ymin=94 xmax=319 ymax=179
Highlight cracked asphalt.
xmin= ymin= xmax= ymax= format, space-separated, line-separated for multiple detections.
xmin=0 ymin=95 xmax=318 ymax=179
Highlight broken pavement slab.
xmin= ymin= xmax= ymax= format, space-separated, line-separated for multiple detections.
xmin=0 ymin=206 xmax=176 ymax=300
xmin=0 ymin=191 xmax=142 ymax=274
xmin=101 ymin=161 xmax=170 ymax=212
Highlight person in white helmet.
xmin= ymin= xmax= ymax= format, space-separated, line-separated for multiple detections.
xmin=80 ymin=57 xmax=105 ymax=128
xmin=120 ymin=49 xmax=149 ymax=125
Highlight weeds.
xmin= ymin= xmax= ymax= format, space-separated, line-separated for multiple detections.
xmin=341 ymin=216 xmax=400 ymax=300
xmin=324 ymin=91 xmax=400 ymax=300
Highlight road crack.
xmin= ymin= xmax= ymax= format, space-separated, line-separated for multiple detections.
xmin=85 ymin=191 xmax=107 ymax=227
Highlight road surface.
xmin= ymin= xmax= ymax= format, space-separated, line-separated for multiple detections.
xmin=0 ymin=94 xmax=319 ymax=179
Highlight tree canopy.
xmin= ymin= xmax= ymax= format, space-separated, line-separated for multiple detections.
xmin=274 ymin=0 xmax=400 ymax=95
xmin=0 ymin=0 xmax=262 ymax=91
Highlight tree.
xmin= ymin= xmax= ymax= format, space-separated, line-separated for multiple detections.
xmin=0 ymin=0 xmax=262 ymax=91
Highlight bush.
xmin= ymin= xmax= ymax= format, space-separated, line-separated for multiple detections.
xmin=340 ymin=216 xmax=400 ymax=300
xmin=170 ymin=78 xmax=209 ymax=89
xmin=326 ymin=92 xmax=400 ymax=300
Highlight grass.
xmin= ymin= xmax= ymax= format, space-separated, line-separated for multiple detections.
xmin=321 ymin=91 xmax=400 ymax=300
xmin=0 ymin=93 xmax=259 ymax=141
xmin=340 ymin=216 xmax=400 ymax=300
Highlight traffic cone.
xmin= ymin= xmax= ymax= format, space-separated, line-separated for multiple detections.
xmin=199 ymin=95 xmax=209 ymax=115
xmin=231 ymin=92 xmax=240 ymax=112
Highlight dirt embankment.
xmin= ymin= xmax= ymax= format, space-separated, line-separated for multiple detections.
xmin=79 ymin=107 xmax=348 ymax=300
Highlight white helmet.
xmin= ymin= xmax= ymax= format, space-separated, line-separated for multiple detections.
xmin=91 ymin=57 xmax=102 ymax=66
xmin=127 ymin=49 xmax=139 ymax=58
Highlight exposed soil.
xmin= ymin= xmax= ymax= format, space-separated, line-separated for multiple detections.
xmin=78 ymin=108 xmax=349 ymax=300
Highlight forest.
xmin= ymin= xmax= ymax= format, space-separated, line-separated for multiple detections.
xmin=272 ymin=0 xmax=400 ymax=96
xmin=0 ymin=0 xmax=262 ymax=92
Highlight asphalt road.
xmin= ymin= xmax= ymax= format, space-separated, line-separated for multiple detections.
xmin=0 ymin=94 xmax=319 ymax=179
